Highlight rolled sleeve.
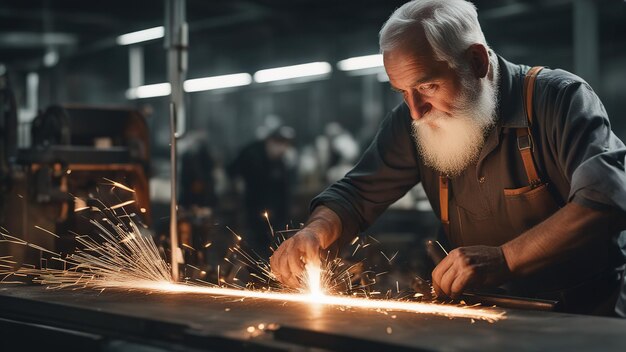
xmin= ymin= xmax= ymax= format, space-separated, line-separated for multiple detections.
xmin=570 ymin=149 xmax=626 ymax=211
xmin=542 ymin=78 xmax=626 ymax=212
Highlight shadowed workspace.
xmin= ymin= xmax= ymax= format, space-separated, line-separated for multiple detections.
xmin=1 ymin=0 xmax=626 ymax=351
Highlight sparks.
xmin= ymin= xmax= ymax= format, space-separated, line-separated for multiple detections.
xmin=0 ymin=179 xmax=506 ymax=323
xmin=102 ymin=178 xmax=136 ymax=193
xmin=181 ymin=243 xmax=196 ymax=251
xmin=34 ymin=225 xmax=60 ymax=238
xmin=110 ymin=199 xmax=136 ymax=210
xmin=3 ymin=220 xmax=505 ymax=322
xmin=226 ymin=226 xmax=242 ymax=241
xmin=304 ymin=263 xmax=324 ymax=299
xmin=121 ymin=281 xmax=504 ymax=322
xmin=263 ymin=211 xmax=275 ymax=238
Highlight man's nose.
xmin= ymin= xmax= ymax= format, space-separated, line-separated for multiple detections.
xmin=405 ymin=91 xmax=431 ymax=120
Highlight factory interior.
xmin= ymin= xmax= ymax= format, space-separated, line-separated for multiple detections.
xmin=1 ymin=0 xmax=626 ymax=351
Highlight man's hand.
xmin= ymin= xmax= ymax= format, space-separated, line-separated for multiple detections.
xmin=270 ymin=229 xmax=322 ymax=288
xmin=431 ymin=245 xmax=511 ymax=299
xmin=270 ymin=206 xmax=342 ymax=288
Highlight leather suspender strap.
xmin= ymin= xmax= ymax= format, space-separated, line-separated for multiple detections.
xmin=439 ymin=175 xmax=449 ymax=233
xmin=517 ymin=126 xmax=541 ymax=185
xmin=436 ymin=66 xmax=544 ymax=231
xmin=517 ymin=66 xmax=544 ymax=187
xmin=524 ymin=66 xmax=543 ymax=123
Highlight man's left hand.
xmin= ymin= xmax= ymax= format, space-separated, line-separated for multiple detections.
xmin=431 ymin=245 xmax=511 ymax=299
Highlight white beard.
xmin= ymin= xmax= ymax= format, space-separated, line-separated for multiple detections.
xmin=411 ymin=69 xmax=498 ymax=177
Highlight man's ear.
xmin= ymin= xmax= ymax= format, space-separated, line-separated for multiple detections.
xmin=465 ymin=44 xmax=489 ymax=79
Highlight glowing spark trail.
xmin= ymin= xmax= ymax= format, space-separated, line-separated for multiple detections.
xmin=102 ymin=178 xmax=136 ymax=193
xmin=34 ymin=225 xmax=60 ymax=238
xmin=111 ymin=281 xmax=504 ymax=322
xmin=264 ymin=211 xmax=275 ymax=238
xmin=110 ymin=199 xmax=136 ymax=210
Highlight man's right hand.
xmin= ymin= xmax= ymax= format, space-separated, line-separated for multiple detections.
xmin=269 ymin=229 xmax=322 ymax=288
xmin=269 ymin=206 xmax=342 ymax=288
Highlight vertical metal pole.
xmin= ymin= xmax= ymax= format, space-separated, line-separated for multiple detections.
xmin=165 ymin=0 xmax=187 ymax=137
xmin=169 ymin=102 xmax=179 ymax=282
xmin=129 ymin=46 xmax=144 ymax=89
xmin=165 ymin=0 xmax=187 ymax=282
xmin=26 ymin=72 xmax=39 ymax=115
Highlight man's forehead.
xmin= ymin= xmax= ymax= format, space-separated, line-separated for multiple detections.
xmin=383 ymin=48 xmax=444 ymax=83
xmin=382 ymin=32 xmax=439 ymax=70
xmin=383 ymin=48 xmax=434 ymax=68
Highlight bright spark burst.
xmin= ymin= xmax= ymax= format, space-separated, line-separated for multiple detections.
xmin=304 ymin=263 xmax=324 ymax=299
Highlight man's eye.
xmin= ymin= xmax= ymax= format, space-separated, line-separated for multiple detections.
xmin=419 ymin=84 xmax=436 ymax=93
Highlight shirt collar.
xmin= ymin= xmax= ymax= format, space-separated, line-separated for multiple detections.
xmin=495 ymin=55 xmax=529 ymax=129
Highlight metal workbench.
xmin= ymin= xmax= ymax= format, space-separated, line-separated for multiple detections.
xmin=0 ymin=285 xmax=625 ymax=351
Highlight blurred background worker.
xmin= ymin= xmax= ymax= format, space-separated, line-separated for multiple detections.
xmin=227 ymin=126 xmax=296 ymax=257
xmin=179 ymin=131 xmax=218 ymax=212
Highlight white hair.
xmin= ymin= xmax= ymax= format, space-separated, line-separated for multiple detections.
xmin=379 ymin=0 xmax=489 ymax=70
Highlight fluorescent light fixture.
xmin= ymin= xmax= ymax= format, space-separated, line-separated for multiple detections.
xmin=184 ymin=73 xmax=252 ymax=92
xmin=126 ymin=73 xmax=253 ymax=99
xmin=117 ymin=26 xmax=164 ymax=46
xmin=126 ymin=83 xmax=171 ymax=99
xmin=337 ymin=54 xmax=383 ymax=71
xmin=253 ymin=62 xmax=332 ymax=83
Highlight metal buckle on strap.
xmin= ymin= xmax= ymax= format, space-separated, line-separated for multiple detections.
xmin=517 ymin=134 xmax=532 ymax=151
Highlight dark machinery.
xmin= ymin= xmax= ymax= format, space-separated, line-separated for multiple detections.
xmin=0 ymin=73 xmax=18 ymax=228
xmin=0 ymin=99 xmax=151 ymax=264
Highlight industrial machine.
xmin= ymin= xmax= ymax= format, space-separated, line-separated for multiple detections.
xmin=0 ymin=89 xmax=151 ymax=266
xmin=0 ymin=73 xmax=17 ymax=228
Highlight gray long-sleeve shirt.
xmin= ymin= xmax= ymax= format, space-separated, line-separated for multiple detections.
xmin=311 ymin=55 xmax=626 ymax=304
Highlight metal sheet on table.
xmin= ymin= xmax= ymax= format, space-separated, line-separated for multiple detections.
xmin=1 ymin=285 xmax=625 ymax=351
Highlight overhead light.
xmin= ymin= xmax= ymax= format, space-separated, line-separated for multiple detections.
xmin=126 ymin=73 xmax=253 ymax=99
xmin=337 ymin=54 xmax=383 ymax=71
xmin=126 ymin=83 xmax=171 ymax=99
xmin=117 ymin=26 xmax=164 ymax=46
xmin=253 ymin=62 xmax=332 ymax=83
xmin=184 ymin=73 xmax=252 ymax=92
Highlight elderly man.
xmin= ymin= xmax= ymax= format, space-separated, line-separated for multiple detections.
xmin=270 ymin=0 xmax=626 ymax=316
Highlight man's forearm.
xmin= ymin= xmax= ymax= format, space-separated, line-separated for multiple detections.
xmin=305 ymin=206 xmax=343 ymax=249
xmin=501 ymin=202 xmax=624 ymax=277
